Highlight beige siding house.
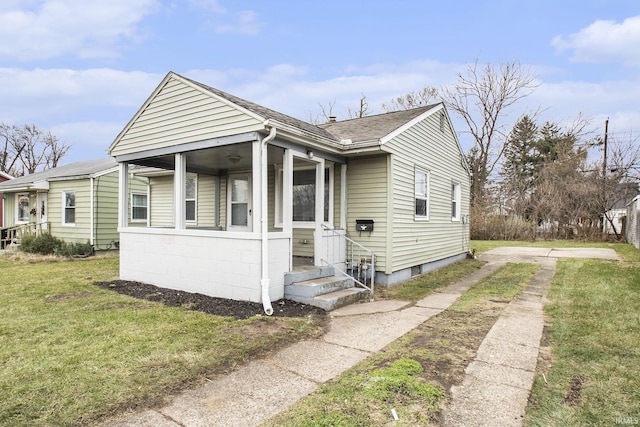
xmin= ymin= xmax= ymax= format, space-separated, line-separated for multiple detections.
xmin=109 ymin=72 xmax=471 ymax=313
xmin=0 ymin=158 xmax=146 ymax=250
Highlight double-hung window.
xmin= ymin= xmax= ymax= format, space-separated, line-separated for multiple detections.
xmin=185 ymin=174 xmax=197 ymax=222
xmin=131 ymin=193 xmax=148 ymax=222
xmin=63 ymin=191 xmax=75 ymax=225
xmin=415 ymin=168 xmax=430 ymax=219
xmin=451 ymin=182 xmax=461 ymax=221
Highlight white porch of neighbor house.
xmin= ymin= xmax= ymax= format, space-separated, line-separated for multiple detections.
xmin=115 ymin=132 xmax=348 ymax=311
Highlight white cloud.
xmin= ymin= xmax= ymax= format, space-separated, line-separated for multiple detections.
xmin=215 ymin=10 xmax=263 ymax=36
xmin=0 ymin=0 xmax=158 ymax=61
xmin=0 ymin=67 xmax=162 ymax=123
xmin=552 ymin=15 xmax=640 ymax=66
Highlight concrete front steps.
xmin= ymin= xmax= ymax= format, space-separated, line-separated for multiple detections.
xmin=284 ymin=265 xmax=369 ymax=311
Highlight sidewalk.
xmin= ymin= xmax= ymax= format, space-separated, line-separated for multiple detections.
xmin=101 ymin=247 xmax=619 ymax=427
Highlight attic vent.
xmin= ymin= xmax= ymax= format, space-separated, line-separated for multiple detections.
xmin=328 ymin=116 xmax=337 ymax=123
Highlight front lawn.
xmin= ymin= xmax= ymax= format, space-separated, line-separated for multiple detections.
xmin=0 ymin=253 xmax=323 ymax=427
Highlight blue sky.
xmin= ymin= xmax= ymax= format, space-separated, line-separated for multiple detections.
xmin=1 ymin=0 xmax=639 ymax=165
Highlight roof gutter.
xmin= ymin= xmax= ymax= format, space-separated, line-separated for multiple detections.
xmin=260 ymin=122 xmax=277 ymax=316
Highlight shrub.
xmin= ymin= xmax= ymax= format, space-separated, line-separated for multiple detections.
xmin=20 ymin=233 xmax=93 ymax=257
xmin=19 ymin=233 xmax=63 ymax=255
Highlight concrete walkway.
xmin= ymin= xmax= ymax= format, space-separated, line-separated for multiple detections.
xmin=101 ymin=247 xmax=619 ymax=427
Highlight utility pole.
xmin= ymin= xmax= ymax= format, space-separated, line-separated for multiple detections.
xmin=602 ymin=118 xmax=609 ymax=175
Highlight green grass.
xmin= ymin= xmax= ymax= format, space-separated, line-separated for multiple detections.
xmin=381 ymin=259 xmax=485 ymax=301
xmin=0 ymin=254 xmax=322 ymax=427
xmin=263 ymin=262 xmax=538 ymax=426
xmin=525 ymin=253 xmax=640 ymax=426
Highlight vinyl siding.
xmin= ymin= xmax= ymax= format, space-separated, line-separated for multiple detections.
xmin=111 ymin=77 xmax=263 ymax=157
xmin=346 ymin=155 xmax=389 ymax=273
xmin=93 ymin=172 xmax=119 ymax=248
xmin=149 ymin=175 xmax=174 ymax=227
xmin=48 ymin=180 xmax=92 ymax=243
xmin=384 ymin=109 xmax=471 ymax=272
xmin=148 ymin=173 xmax=219 ymax=228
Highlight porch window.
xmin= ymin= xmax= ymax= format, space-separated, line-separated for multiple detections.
xmin=17 ymin=193 xmax=29 ymax=223
xmin=275 ymin=164 xmax=333 ymax=227
xmin=131 ymin=193 xmax=148 ymax=221
xmin=415 ymin=168 xmax=430 ymax=219
xmin=63 ymin=191 xmax=76 ymax=225
xmin=451 ymin=182 xmax=461 ymax=221
xmin=185 ymin=174 xmax=196 ymax=222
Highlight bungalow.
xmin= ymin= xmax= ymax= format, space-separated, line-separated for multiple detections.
xmin=108 ymin=72 xmax=471 ymax=313
xmin=0 ymin=158 xmax=146 ymax=249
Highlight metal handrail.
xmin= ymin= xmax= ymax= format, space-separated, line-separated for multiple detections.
xmin=320 ymin=224 xmax=375 ymax=301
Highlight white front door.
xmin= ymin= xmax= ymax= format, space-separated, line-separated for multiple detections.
xmin=37 ymin=193 xmax=48 ymax=229
xmin=228 ymin=174 xmax=252 ymax=231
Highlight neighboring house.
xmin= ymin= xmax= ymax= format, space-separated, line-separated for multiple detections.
xmin=0 ymin=171 xmax=13 ymax=228
xmin=626 ymin=195 xmax=640 ymax=249
xmin=108 ymin=71 xmax=471 ymax=311
xmin=0 ymin=158 xmax=146 ymax=249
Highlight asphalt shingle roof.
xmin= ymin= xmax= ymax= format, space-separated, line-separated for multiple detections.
xmin=0 ymin=158 xmax=117 ymax=189
xmin=319 ymin=105 xmax=438 ymax=143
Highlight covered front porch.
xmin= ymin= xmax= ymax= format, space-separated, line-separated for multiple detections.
xmin=115 ymin=130 xmax=350 ymax=311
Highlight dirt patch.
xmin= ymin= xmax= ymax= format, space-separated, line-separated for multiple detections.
xmin=94 ymin=280 xmax=326 ymax=320
xmin=402 ymin=301 xmax=510 ymax=425
xmin=45 ymin=291 xmax=94 ymax=301
xmin=562 ymin=375 xmax=584 ymax=407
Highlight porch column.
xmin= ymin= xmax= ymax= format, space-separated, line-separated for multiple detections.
xmin=117 ymin=162 xmax=129 ymax=229
xmin=283 ymin=149 xmax=293 ymax=271
xmin=314 ymin=158 xmax=325 ymax=266
xmin=174 ymin=153 xmax=186 ymax=230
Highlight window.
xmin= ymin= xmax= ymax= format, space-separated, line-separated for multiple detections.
xmin=63 ymin=191 xmax=75 ymax=225
xmin=415 ymin=169 xmax=429 ymax=219
xmin=185 ymin=174 xmax=196 ymax=222
xmin=451 ymin=182 xmax=461 ymax=221
xmin=131 ymin=193 xmax=148 ymax=222
xmin=275 ymin=164 xmax=333 ymax=227
xmin=17 ymin=193 xmax=29 ymax=223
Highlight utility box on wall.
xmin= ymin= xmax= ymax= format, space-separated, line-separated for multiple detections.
xmin=356 ymin=219 xmax=374 ymax=232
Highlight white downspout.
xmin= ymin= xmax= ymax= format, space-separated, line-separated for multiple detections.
xmin=261 ymin=123 xmax=277 ymax=315
xmin=90 ymin=176 xmax=95 ymax=246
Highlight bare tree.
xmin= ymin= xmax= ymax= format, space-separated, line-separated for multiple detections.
xmin=307 ymin=99 xmax=337 ymax=125
xmin=0 ymin=123 xmax=25 ymax=175
xmin=347 ymin=93 xmax=371 ymax=119
xmin=441 ymin=60 xmax=538 ymax=207
xmin=382 ymin=86 xmax=439 ymax=112
xmin=1 ymin=123 xmax=71 ymax=175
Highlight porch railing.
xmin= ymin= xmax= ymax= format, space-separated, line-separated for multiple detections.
xmin=320 ymin=224 xmax=375 ymax=301
xmin=1 ymin=222 xmax=51 ymax=249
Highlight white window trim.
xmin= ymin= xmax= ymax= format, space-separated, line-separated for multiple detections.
xmin=415 ymin=168 xmax=430 ymax=221
xmin=62 ymin=191 xmax=76 ymax=227
xmin=274 ymin=163 xmax=334 ymax=229
xmin=16 ymin=193 xmax=30 ymax=224
xmin=451 ymin=181 xmax=461 ymax=221
xmin=131 ymin=192 xmax=148 ymax=223
xmin=185 ymin=173 xmax=197 ymax=223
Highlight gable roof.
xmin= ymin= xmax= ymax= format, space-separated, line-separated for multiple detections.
xmin=319 ymin=105 xmax=438 ymax=143
xmin=0 ymin=158 xmax=118 ymax=191
xmin=180 ymin=74 xmax=338 ymax=143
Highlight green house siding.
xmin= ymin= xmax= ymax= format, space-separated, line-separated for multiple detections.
xmin=48 ymin=180 xmax=91 ymax=244
xmin=385 ymin=109 xmax=471 ymax=272
xmin=4 ymin=193 xmax=15 ymax=226
xmin=111 ymin=76 xmax=264 ymax=157
xmin=93 ymin=172 xmax=120 ymax=249
xmin=346 ymin=155 xmax=389 ymax=273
